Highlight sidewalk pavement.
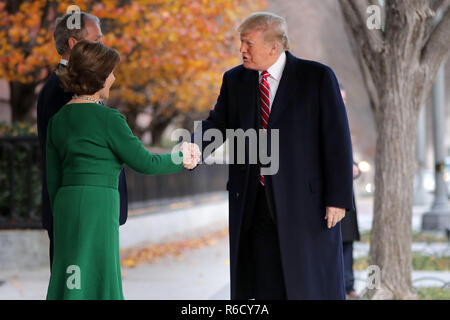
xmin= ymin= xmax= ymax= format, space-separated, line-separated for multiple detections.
xmin=2 ymin=232 xmax=448 ymax=300
xmin=0 ymin=236 xmax=230 ymax=300
xmin=0 ymin=192 xmax=230 ymax=300
xmin=1 ymin=195 xmax=448 ymax=300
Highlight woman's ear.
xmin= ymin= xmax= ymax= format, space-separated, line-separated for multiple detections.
xmin=68 ymin=37 xmax=78 ymax=50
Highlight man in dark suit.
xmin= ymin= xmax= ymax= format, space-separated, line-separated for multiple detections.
xmin=37 ymin=12 xmax=128 ymax=270
xmin=192 ymin=12 xmax=353 ymax=299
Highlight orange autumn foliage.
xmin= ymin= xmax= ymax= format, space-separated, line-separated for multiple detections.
xmin=0 ymin=0 xmax=266 ymax=118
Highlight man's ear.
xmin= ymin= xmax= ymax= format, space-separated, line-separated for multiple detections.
xmin=270 ymin=42 xmax=279 ymax=56
xmin=68 ymin=37 xmax=78 ymax=50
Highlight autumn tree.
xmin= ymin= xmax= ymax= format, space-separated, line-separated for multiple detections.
xmin=0 ymin=0 xmax=59 ymax=122
xmin=338 ymin=0 xmax=450 ymax=299
xmin=0 ymin=0 xmax=264 ymax=144
xmin=86 ymin=0 xmax=264 ymax=144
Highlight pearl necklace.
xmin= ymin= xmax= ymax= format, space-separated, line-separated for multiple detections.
xmin=72 ymin=95 xmax=102 ymax=104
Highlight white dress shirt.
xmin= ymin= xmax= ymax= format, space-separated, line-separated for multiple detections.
xmin=258 ymin=52 xmax=286 ymax=111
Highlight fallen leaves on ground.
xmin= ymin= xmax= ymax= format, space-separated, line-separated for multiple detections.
xmin=120 ymin=228 xmax=228 ymax=269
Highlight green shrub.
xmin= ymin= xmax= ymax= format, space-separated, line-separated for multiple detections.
xmin=0 ymin=122 xmax=37 ymax=137
xmin=0 ymin=122 xmax=41 ymax=227
xmin=354 ymin=254 xmax=450 ymax=271
xmin=416 ymin=287 xmax=450 ymax=300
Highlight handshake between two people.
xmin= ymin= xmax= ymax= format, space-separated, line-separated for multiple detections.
xmin=180 ymin=142 xmax=202 ymax=170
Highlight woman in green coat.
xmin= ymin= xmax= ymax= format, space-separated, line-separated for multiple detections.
xmin=45 ymin=41 xmax=198 ymax=300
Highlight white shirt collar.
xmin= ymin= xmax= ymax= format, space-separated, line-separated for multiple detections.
xmin=59 ymin=58 xmax=68 ymax=66
xmin=259 ymin=51 xmax=286 ymax=81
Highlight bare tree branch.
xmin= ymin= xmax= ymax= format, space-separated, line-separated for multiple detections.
xmin=339 ymin=0 xmax=384 ymax=54
xmin=385 ymin=0 xmax=433 ymax=63
xmin=424 ymin=0 xmax=449 ymax=50
xmin=338 ymin=0 xmax=385 ymax=113
xmin=421 ymin=6 xmax=450 ymax=71
xmin=431 ymin=0 xmax=450 ymax=12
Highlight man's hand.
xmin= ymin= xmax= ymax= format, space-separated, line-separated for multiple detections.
xmin=325 ymin=206 xmax=345 ymax=229
xmin=353 ymin=163 xmax=360 ymax=179
xmin=180 ymin=142 xmax=201 ymax=170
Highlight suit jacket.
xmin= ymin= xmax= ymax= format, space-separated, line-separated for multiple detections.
xmin=194 ymin=51 xmax=354 ymax=299
xmin=37 ymin=64 xmax=128 ymax=230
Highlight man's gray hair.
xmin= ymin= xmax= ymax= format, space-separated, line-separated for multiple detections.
xmin=238 ymin=12 xmax=290 ymax=51
xmin=53 ymin=12 xmax=101 ymax=55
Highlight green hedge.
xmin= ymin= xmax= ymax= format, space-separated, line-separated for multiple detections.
xmin=0 ymin=122 xmax=42 ymax=227
xmin=0 ymin=122 xmax=37 ymax=137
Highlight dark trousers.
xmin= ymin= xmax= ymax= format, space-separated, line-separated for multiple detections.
xmin=243 ymin=184 xmax=286 ymax=300
xmin=342 ymin=241 xmax=355 ymax=293
xmin=47 ymin=226 xmax=54 ymax=271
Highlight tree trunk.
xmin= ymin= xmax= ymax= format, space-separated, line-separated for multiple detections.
xmin=123 ymin=107 xmax=140 ymax=138
xmin=367 ymin=88 xmax=419 ymax=299
xmin=9 ymin=81 xmax=37 ymax=123
xmin=338 ymin=0 xmax=450 ymax=299
xmin=149 ymin=116 xmax=174 ymax=146
xmin=148 ymin=100 xmax=178 ymax=146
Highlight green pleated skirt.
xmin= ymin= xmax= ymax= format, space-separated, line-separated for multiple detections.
xmin=46 ymin=182 xmax=123 ymax=300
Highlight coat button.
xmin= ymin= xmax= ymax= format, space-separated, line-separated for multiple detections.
xmin=236 ymin=192 xmax=240 ymax=198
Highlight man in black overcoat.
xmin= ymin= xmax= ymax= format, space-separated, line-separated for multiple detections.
xmin=192 ymin=12 xmax=354 ymax=299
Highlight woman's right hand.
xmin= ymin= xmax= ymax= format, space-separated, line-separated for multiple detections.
xmin=180 ymin=142 xmax=201 ymax=170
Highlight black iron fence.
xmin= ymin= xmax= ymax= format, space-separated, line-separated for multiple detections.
xmin=0 ymin=136 xmax=42 ymax=229
xmin=125 ymin=163 xmax=228 ymax=208
xmin=0 ymin=136 xmax=228 ymax=229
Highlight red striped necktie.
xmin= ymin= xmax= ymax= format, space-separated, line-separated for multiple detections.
xmin=259 ymin=70 xmax=271 ymax=186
